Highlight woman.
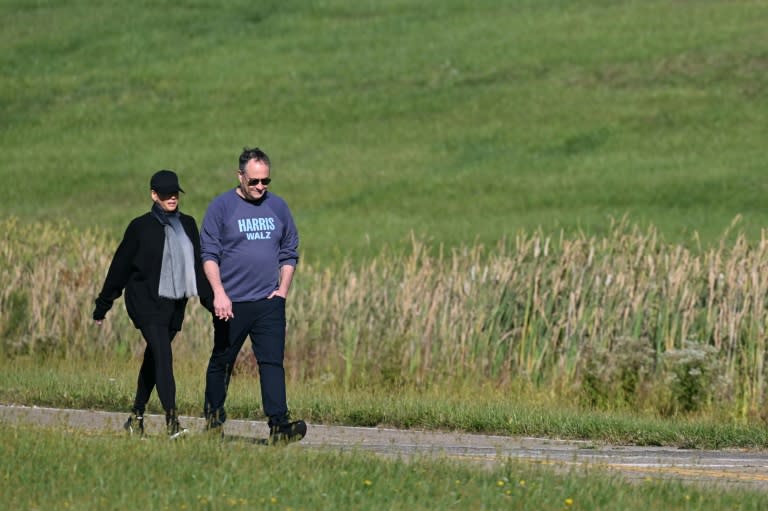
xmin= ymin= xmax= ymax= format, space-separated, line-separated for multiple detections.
xmin=93 ymin=169 xmax=211 ymax=438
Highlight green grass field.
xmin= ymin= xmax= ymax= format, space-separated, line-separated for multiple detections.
xmin=4 ymin=357 xmax=768 ymax=450
xmin=7 ymin=423 xmax=768 ymax=511
xmin=4 ymin=0 xmax=768 ymax=504
xmin=2 ymin=0 xmax=768 ymax=263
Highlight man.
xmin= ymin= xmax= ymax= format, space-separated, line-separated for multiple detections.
xmin=200 ymin=147 xmax=306 ymax=444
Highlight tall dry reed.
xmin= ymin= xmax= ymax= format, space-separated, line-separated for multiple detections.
xmin=2 ymin=216 xmax=767 ymax=417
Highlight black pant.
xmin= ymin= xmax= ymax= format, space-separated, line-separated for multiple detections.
xmin=204 ymin=297 xmax=288 ymax=426
xmin=134 ymin=324 xmax=179 ymax=414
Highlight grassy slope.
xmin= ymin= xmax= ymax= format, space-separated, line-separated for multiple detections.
xmin=1 ymin=0 xmax=767 ymax=264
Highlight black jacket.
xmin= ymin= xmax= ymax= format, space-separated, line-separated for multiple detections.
xmin=93 ymin=211 xmax=213 ymax=330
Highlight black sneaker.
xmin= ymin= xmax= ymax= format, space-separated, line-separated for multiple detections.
xmin=166 ymin=410 xmax=188 ymax=440
xmin=167 ymin=419 xmax=188 ymax=440
xmin=268 ymin=420 xmax=307 ymax=445
xmin=123 ymin=413 xmax=144 ymax=437
xmin=205 ymin=415 xmax=225 ymax=439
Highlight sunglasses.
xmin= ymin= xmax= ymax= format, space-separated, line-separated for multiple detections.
xmin=245 ymin=177 xmax=271 ymax=186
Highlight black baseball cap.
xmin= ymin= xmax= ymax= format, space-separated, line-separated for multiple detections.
xmin=150 ymin=169 xmax=184 ymax=194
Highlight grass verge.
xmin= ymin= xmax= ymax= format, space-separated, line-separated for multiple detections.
xmin=2 ymin=422 xmax=767 ymax=510
xmin=2 ymin=357 xmax=766 ymax=450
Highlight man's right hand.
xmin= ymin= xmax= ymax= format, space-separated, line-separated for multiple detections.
xmin=213 ymin=292 xmax=234 ymax=321
xmin=203 ymin=260 xmax=233 ymax=320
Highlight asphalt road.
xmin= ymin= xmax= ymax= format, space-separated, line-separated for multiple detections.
xmin=3 ymin=404 xmax=768 ymax=490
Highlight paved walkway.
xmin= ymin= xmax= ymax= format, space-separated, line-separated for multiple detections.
xmin=3 ymin=404 xmax=768 ymax=490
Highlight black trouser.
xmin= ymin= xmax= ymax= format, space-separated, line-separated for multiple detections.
xmin=134 ymin=323 xmax=179 ymax=414
xmin=204 ymin=297 xmax=288 ymax=426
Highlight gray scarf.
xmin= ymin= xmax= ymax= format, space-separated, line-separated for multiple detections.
xmin=152 ymin=203 xmax=198 ymax=299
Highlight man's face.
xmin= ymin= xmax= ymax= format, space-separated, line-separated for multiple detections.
xmin=238 ymin=159 xmax=271 ymax=201
xmin=151 ymin=190 xmax=179 ymax=212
